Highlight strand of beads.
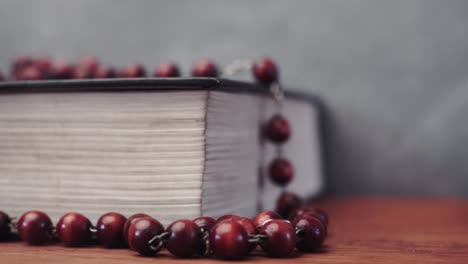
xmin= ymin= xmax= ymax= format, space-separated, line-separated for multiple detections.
xmin=0 ymin=209 xmax=328 ymax=259
xmin=0 ymin=55 xmax=229 ymax=81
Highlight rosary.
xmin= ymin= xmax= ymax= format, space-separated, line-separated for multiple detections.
xmin=0 ymin=56 xmax=328 ymax=259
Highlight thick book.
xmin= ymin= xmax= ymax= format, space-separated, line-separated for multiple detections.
xmin=0 ymin=78 xmax=324 ymax=225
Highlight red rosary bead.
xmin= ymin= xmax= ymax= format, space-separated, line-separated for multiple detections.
xmin=209 ymin=221 xmax=249 ymax=259
xmin=192 ymin=216 xmax=216 ymax=231
xmin=276 ymin=191 xmax=303 ymax=217
xmin=265 ymin=114 xmax=291 ymax=143
xmin=290 ymin=207 xmax=329 ymax=228
xmin=252 ymin=57 xmax=279 ymax=85
xmin=217 ymin=214 xmax=242 ymax=222
xmin=95 ymin=67 xmax=117 ymax=79
xmin=120 ymin=64 xmax=146 ymax=78
xmin=269 ymin=158 xmax=294 ymax=186
xmin=252 ymin=211 xmax=282 ymax=229
xmin=72 ymin=67 xmax=94 ymax=79
xmin=79 ymin=55 xmax=100 ymax=73
xmin=166 ymin=219 xmax=202 ymax=258
xmin=123 ymin=213 xmax=149 ymax=243
xmin=12 ymin=55 xmax=34 ymax=73
xmin=0 ymin=211 xmax=11 ymax=241
xmin=154 ymin=62 xmax=181 ymax=77
xmin=51 ymin=62 xmax=75 ymax=79
xmin=127 ymin=217 xmax=164 ymax=256
xmin=18 ymin=211 xmax=53 ymax=245
xmin=96 ymin=212 xmax=127 ymax=248
xmin=33 ymin=57 xmax=52 ymax=77
xmin=293 ymin=214 xmax=326 ymax=252
xmin=310 ymin=208 xmax=329 ymax=227
xmin=235 ymin=217 xmax=257 ymax=252
xmin=56 ymin=212 xmax=92 ymax=247
xmin=16 ymin=66 xmax=42 ymax=80
xmin=259 ymin=219 xmax=297 ymax=258
xmin=191 ymin=59 xmax=219 ymax=77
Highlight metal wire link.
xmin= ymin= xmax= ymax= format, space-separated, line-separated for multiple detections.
xmin=201 ymin=228 xmax=211 ymax=256
xmin=270 ymin=82 xmax=284 ymax=104
xmin=295 ymin=226 xmax=305 ymax=241
xmin=148 ymin=231 xmax=170 ymax=252
xmin=222 ymin=59 xmax=253 ymax=76
xmin=248 ymin=234 xmax=267 ymax=244
xmin=8 ymin=217 xmax=18 ymax=234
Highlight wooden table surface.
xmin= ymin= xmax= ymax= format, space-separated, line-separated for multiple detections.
xmin=1 ymin=197 xmax=467 ymax=263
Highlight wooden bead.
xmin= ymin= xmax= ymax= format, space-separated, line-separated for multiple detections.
xmin=96 ymin=212 xmax=127 ymax=248
xmin=51 ymin=61 xmax=75 ymax=79
xmin=259 ymin=219 xmax=297 ymax=257
xmin=311 ymin=208 xmax=329 ymax=227
xmin=217 ymin=214 xmax=242 ymax=222
xmin=288 ymin=207 xmax=329 ymax=228
xmin=154 ymin=62 xmax=180 ymax=77
xmin=127 ymin=217 xmax=164 ymax=256
xmin=276 ymin=191 xmax=303 ymax=217
xmin=12 ymin=55 xmax=34 ymax=73
xmin=252 ymin=57 xmax=278 ymax=85
xmin=192 ymin=216 xmax=216 ymax=231
xmin=56 ymin=212 xmax=92 ymax=247
xmin=166 ymin=219 xmax=202 ymax=258
xmin=72 ymin=67 xmax=94 ymax=79
xmin=208 ymin=221 xmax=249 ymax=259
xmin=79 ymin=55 xmax=100 ymax=73
xmin=265 ymin=114 xmax=291 ymax=143
xmin=235 ymin=217 xmax=257 ymax=252
xmin=16 ymin=66 xmax=42 ymax=80
xmin=252 ymin=211 xmax=282 ymax=229
xmin=120 ymin=64 xmax=146 ymax=78
xmin=269 ymin=158 xmax=294 ymax=186
xmin=191 ymin=59 xmax=219 ymax=77
xmin=18 ymin=211 xmax=53 ymax=245
xmin=123 ymin=213 xmax=149 ymax=243
xmin=95 ymin=67 xmax=117 ymax=78
xmin=0 ymin=211 xmax=11 ymax=241
xmin=293 ymin=215 xmax=326 ymax=252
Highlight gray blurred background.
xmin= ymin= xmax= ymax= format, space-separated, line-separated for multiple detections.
xmin=1 ymin=0 xmax=467 ymax=197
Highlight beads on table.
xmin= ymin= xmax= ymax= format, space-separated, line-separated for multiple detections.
xmin=17 ymin=211 xmax=53 ymax=245
xmin=293 ymin=214 xmax=327 ymax=252
xmin=208 ymin=220 xmax=249 ymax=259
xmin=258 ymin=219 xmax=297 ymax=257
xmin=127 ymin=217 xmax=164 ymax=256
xmin=96 ymin=212 xmax=127 ymax=248
xmin=0 ymin=211 xmax=11 ymax=241
xmin=276 ymin=191 xmax=303 ymax=218
xmin=122 ymin=213 xmax=150 ymax=243
xmin=192 ymin=216 xmax=216 ymax=231
xmin=252 ymin=211 xmax=282 ymax=229
xmin=0 ymin=208 xmax=329 ymax=259
xmin=166 ymin=219 xmax=202 ymax=258
xmin=56 ymin=212 xmax=92 ymax=247
xmin=216 ymin=214 xmax=242 ymax=222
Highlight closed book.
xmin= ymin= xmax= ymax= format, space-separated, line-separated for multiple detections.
xmin=0 ymin=78 xmax=323 ymax=224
